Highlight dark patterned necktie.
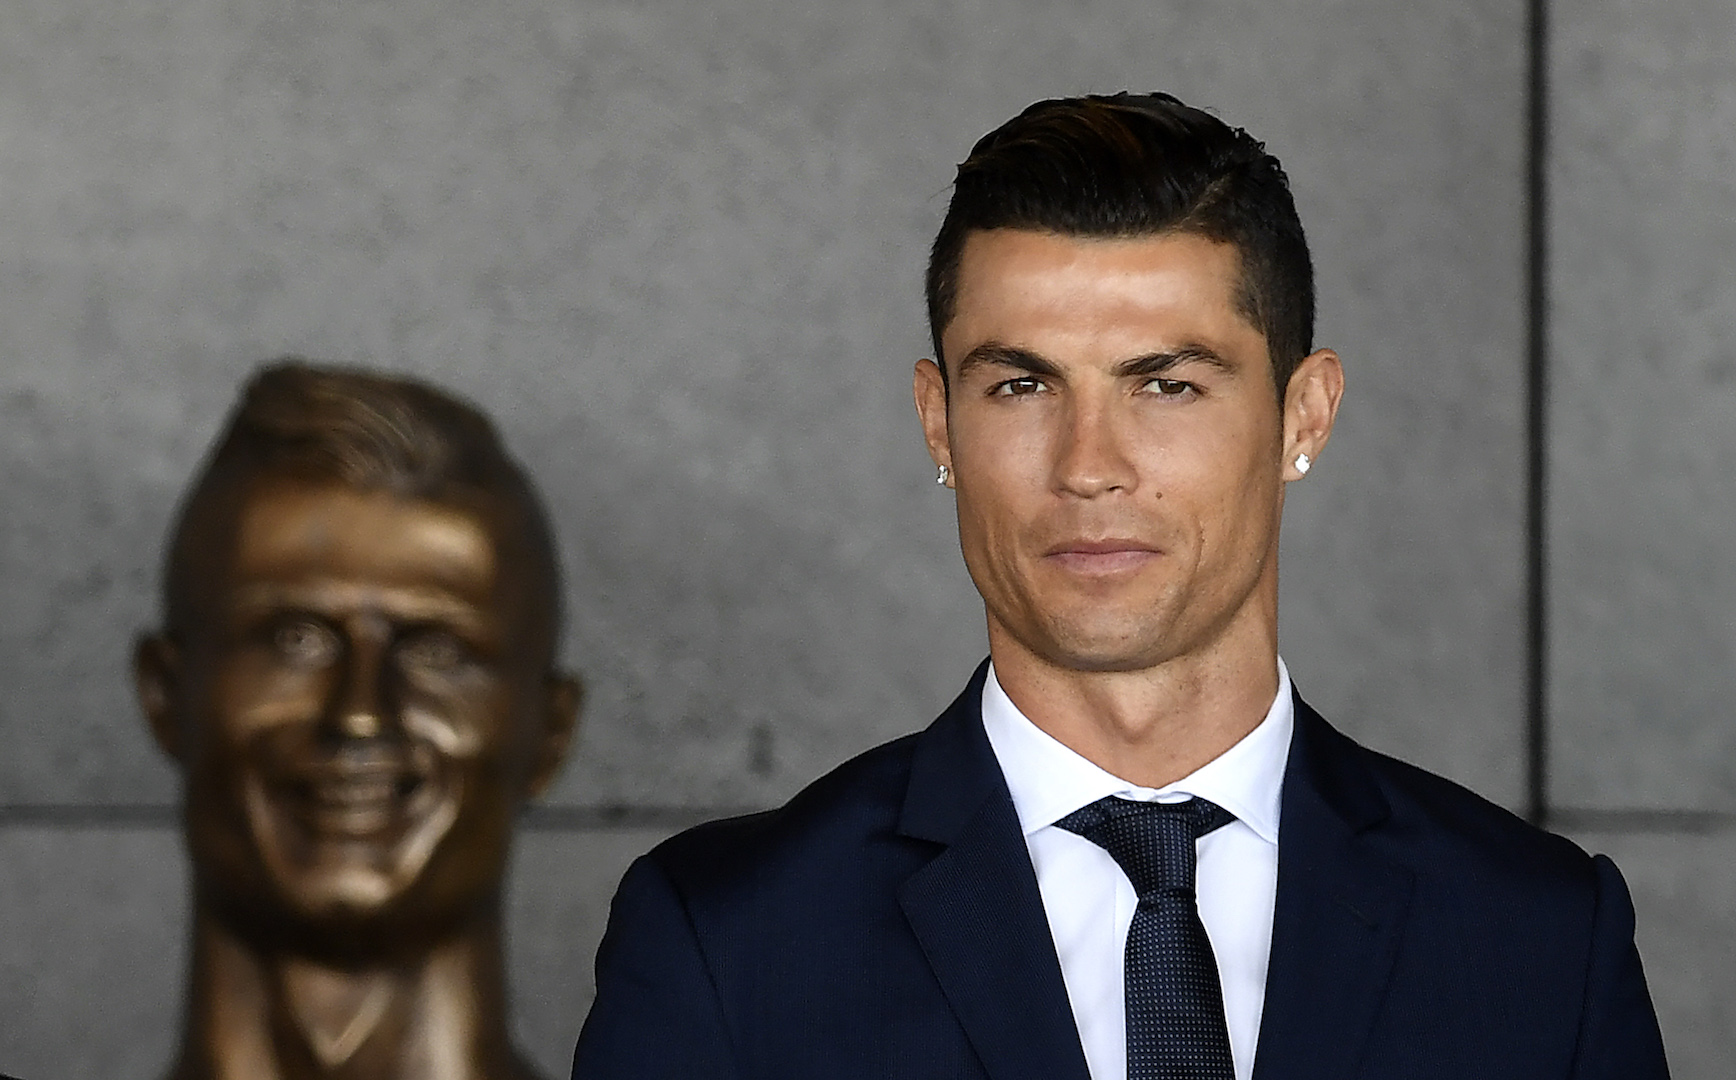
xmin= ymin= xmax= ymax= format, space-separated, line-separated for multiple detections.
xmin=1054 ymin=795 xmax=1237 ymax=1080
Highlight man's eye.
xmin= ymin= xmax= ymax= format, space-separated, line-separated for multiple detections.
xmin=397 ymin=631 xmax=469 ymax=673
xmin=993 ymin=377 xmax=1046 ymax=396
xmin=1143 ymin=378 xmax=1194 ymax=397
xmin=273 ymin=620 xmax=339 ymax=666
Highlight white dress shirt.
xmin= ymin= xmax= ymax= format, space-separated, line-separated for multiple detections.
xmin=981 ymin=660 xmax=1293 ymax=1080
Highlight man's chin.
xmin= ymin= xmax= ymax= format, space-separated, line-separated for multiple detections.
xmin=1022 ymin=613 xmax=1179 ymax=674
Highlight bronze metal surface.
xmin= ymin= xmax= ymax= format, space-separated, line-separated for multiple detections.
xmin=136 ymin=361 xmax=579 ymax=1080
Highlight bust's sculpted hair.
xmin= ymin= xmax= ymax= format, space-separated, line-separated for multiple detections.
xmin=925 ymin=92 xmax=1315 ymax=398
xmin=162 ymin=358 xmax=561 ymax=650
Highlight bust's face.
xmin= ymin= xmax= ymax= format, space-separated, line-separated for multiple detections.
xmin=140 ymin=477 xmax=574 ymax=953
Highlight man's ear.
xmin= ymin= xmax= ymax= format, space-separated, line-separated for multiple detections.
xmin=1281 ymin=348 xmax=1345 ymax=481
xmin=525 ymin=672 xmax=582 ymax=799
xmin=135 ymin=634 xmax=185 ymax=763
xmin=912 ymin=358 xmax=955 ymax=487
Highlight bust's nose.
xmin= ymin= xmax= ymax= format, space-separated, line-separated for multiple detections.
xmin=323 ymin=613 xmax=398 ymax=743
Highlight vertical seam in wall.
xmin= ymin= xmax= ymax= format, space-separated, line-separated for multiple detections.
xmin=1524 ymin=0 xmax=1552 ymax=829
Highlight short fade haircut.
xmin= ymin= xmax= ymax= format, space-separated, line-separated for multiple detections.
xmin=925 ymin=92 xmax=1314 ymax=398
xmin=164 ymin=359 xmax=562 ymax=653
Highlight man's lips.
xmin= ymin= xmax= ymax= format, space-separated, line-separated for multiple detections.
xmin=1043 ymin=539 xmax=1163 ymax=574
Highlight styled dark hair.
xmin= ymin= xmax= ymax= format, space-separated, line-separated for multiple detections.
xmin=164 ymin=358 xmax=561 ymax=646
xmin=925 ymin=92 xmax=1314 ymax=396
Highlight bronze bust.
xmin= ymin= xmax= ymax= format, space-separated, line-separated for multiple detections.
xmin=135 ymin=361 xmax=580 ymax=1080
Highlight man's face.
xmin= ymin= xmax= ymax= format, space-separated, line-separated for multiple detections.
xmin=916 ymin=229 xmax=1336 ymax=675
xmin=139 ymin=478 xmax=575 ymax=951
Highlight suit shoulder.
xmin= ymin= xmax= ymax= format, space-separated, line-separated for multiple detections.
xmin=1353 ymin=740 xmax=1596 ymax=890
xmin=641 ymin=729 xmax=925 ymax=894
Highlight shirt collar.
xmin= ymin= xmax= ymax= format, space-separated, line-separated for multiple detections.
xmin=981 ymin=659 xmax=1292 ymax=846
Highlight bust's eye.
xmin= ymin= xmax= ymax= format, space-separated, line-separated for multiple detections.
xmin=396 ymin=630 xmax=469 ymax=673
xmin=273 ymin=619 xmax=339 ymax=667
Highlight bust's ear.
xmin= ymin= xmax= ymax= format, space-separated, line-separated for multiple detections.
xmin=135 ymin=633 xmax=184 ymax=763
xmin=526 ymin=672 xmax=582 ymax=799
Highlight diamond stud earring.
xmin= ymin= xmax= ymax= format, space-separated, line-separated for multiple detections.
xmin=936 ymin=464 xmax=951 ymax=486
xmin=1294 ymin=453 xmax=1312 ymax=475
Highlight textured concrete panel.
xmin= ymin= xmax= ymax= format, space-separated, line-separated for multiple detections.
xmin=0 ymin=823 xmax=671 ymax=1079
xmin=1268 ymin=6 xmax=1528 ymax=806
xmin=0 ymin=0 xmax=1527 ymax=810
xmin=508 ymin=827 xmax=680 ymax=1077
xmin=1568 ymin=828 xmax=1736 ymax=1079
xmin=1548 ymin=3 xmax=1736 ymax=810
xmin=0 ymin=827 xmax=186 ymax=1079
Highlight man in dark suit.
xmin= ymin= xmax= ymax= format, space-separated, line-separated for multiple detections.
xmin=573 ymin=93 xmax=1668 ymax=1079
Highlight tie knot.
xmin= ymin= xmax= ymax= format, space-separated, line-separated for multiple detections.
xmin=1053 ymin=796 xmax=1234 ymax=898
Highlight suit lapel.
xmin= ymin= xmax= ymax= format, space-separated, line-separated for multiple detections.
xmin=1252 ymin=695 xmax=1414 ymax=1080
xmin=896 ymin=664 xmax=1093 ymax=1080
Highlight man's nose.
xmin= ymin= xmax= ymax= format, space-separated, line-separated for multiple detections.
xmin=1053 ymin=395 xmax=1137 ymax=497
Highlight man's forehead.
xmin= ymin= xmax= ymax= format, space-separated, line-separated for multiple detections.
xmin=944 ymin=229 xmax=1265 ymax=368
xmin=955 ymin=229 xmax=1243 ymax=302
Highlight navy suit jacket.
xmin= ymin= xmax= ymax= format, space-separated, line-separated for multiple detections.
xmin=573 ymin=665 xmax=1668 ymax=1078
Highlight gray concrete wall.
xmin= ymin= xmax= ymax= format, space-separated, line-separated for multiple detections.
xmin=1550 ymin=0 xmax=1736 ymax=814
xmin=1544 ymin=4 xmax=1736 ymax=1072
xmin=0 ymin=0 xmax=1727 ymax=1075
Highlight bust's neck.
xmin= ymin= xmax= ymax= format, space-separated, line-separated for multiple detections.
xmin=167 ymin=908 xmax=541 ymax=1080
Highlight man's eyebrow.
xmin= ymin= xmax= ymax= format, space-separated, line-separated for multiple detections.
xmin=1112 ymin=345 xmax=1234 ymax=378
xmin=954 ymin=342 xmax=1064 ymax=380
